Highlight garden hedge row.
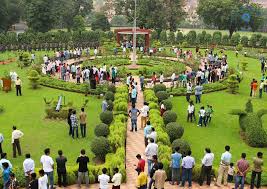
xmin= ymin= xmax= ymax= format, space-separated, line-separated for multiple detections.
xmin=39 ymin=76 xmax=107 ymax=95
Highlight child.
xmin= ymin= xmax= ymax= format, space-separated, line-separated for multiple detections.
xmin=38 ymin=169 xmax=48 ymax=189
xmin=197 ymin=106 xmax=206 ymax=127
xmin=29 ymin=173 xmax=38 ymax=189
xmin=227 ymin=163 xmax=235 ymax=183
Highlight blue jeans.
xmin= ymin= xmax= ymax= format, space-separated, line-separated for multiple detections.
xmin=235 ymin=176 xmax=245 ymax=189
xmin=45 ymin=171 xmax=54 ymax=189
xmin=131 ymin=119 xmax=137 ymax=131
xmin=198 ymin=116 xmax=205 ymax=126
xmin=195 ymin=94 xmax=201 ymax=103
xmin=72 ymin=127 xmax=78 ymax=138
xmin=147 ymin=159 xmax=153 ymax=174
xmin=182 ymin=168 xmax=192 ymax=187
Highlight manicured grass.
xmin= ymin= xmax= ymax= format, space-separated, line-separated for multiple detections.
xmin=0 ymin=60 xmax=101 ymax=168
xmin=171 ymin=50 xmax=267 ymax=169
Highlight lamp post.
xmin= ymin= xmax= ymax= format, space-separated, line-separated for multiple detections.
xmin=132 ymin=0 xmax=137 ymax=65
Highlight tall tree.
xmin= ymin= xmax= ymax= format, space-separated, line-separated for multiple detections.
xmin=24 ymin=0 xmax=57 ymax=32
xmin=0 ymin=0 xmax=23 ymax=32
xmin=91 ymin=13 xmax=110 ymax=31
xmin=164 ymin=0 xmax=185 ymax=31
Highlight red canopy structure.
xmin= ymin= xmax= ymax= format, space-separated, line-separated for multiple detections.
xmin=114 ymin=28 xmax=151 ymax=49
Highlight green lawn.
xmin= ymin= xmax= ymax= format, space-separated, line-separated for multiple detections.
xmin=0 ymin=58 xmax=101 ymax=168
xmin=171 ymin=50 xmax=267 ymax=168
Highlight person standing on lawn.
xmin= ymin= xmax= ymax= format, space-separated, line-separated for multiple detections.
xmin=56 ymin=150 xmax=67 ymax=187
xmin=252 ymin=80 xmax=258 ymax=97
xmin=187 ymin=101 xmax=195 ymax=122
xmin=23 ymin=153 xmax=35 ymax=189
xmin=235 ymin=153 xmax=250 ymax=189
xmin=250 ymin=79 xmax=255 ymax=97
xmin=195 ymin=83 xmax=203 ymax=104
xmin=186 ymin=82 xmax=192 ymax=102
xmin=77 ymin=149 xmax=90 ymax=188
xmin=140 ymin=102 xmax=149 ymax=129
xmin=0 ymin=133 xmax=4 ymax=154
xmin=128 ymin=104 xmax=140 ymax=132
xmin=15 ymin=76 xmax=22 ymax=96
xmin=216 ymin=145 xmax=232 ymax=187
xmin=204 ymin=105 xmax=213 ymax=126
xmin=170 ymin=146 xmax=182 ymax=185
xmin=181 ymin=150 xmax=195 ymax=188
xmin=197 ymin=106 xmax=206 ymax=127
xmin=40 ymin=148 xmax=54 ymax=189
xmin=67 ymin=109 xmax=73 ymax=136
xmin=79 ymin=108 xmax=87 ymax=138
xmin=250 ymin=152 xmax=264 ymax=189
xmin=70 ymin=110 xmax=78 ymax=139
xmin=198 ymin=148 xmax=214 ymax=186
xmin=12 ymin=126 xmax=23 ymax=158
xmin=259 ymin=80 xmax=264 ymax=98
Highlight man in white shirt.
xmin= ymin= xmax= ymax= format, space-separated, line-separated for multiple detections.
xmin=12 ymin=126 xmax=23 ymax=158
xmin=0 ymin=133 xmax=3 ymax=154
xmin=187 ymin=101 xmax=195 ymax=122
xmin=94 ymin=48 xmax=98 ymax=57
xmin=0 ymin=153 xmax=12 ymax=171
xmin=181 ymin=150 xmax=195 ymax=188
xmin=159 ymin=73 xmax=164 ymax=84
xmin=111 ymin=167 xmax=122 ymax=188
xmin=147 ymin=127 xmax=157 ymax=143
xmin=15 ymin=77 xmax=22 ymax=96
xmin=98 ymin=167 xmax=110 ymax=189
xmin=197 ymin=106 xmax=206 ymax=127
xmin=40 ymin=148 xmax=54 ymax=189
xmin=199 ymin=148 xmax=214 ymax=186
xmin=216 ymin=145 xmax=232 ymax=187
xmin=145 ymin=138 xmax=158 ymax=174
xmin=140 ymin=102 xmax=149 ymax=129
xmin=23 ymin=153 xmax=35 ymax=189
xmin=38 ymin=169 xmax=48 ymax=189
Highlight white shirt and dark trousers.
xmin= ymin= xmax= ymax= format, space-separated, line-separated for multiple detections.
xmin=12 ymin=129 xmax=23 ymax=158
xmin=15 ymin=79 xmax=22 ymax=96
xmin=198 ymin=153 xmax=214 ymax=186
xmin=40 ymin=155 xmax=54 ymax=189
xmin=0 ymin=134 xmax=4 ymax=154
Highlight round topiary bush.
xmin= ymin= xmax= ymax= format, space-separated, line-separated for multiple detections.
xmin=107 ymin=84 xmax=116 ymax=93
xmin=172 ymin=139 xmax=191 ymax=157
xmin=153 ymin=84 xmax=167 ymax=93
xmin=28 ymin=69 xmax=40 ymax=89
xmin=105 ymin=91 xmax=115 ymax=101
xmin=156 ymin=91 xmax=169 ymax=102
xmin=100 ymin=111 xmax=113 ymax=125
xmin=91 ymin=136 xmax=110 ymax=161
xmin=162 ymin=99 xmax=172 ymax=110
xmin=107 ymin=100 xmax=113 ymax=111
xmin=166 ymin=122 xmax=184 ymax=142
xmin=163 ymin=111 xmax=177 ymax=125
xmin=94 ymin=123 xmax=110 ymax=137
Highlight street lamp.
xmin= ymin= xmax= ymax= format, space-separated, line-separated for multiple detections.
xmin=132 ymin=0 xmax=137 ymax=65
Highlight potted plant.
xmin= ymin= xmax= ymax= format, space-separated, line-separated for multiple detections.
xmin=1 ymin=70 xmax=12 ymax=92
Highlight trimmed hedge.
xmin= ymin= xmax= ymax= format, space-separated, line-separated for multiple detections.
xmin=172 ymin=139 xmax=191 ymax=157
xmin=91 ymin=136 xmax=111 ymax=161
xmin=163 ymin=111 xmax=177 ymax=125
xmin=105 ymin=91 xmax=115 ymax=101
xmin=166 ymin=122 xmax=184 ymax=142
xmin=156 ymin=91 xmax=169 ymax=102
xmin=100 ymin=111 xmax=113 ymax=125
xmin=162 ymin=99 xmax=172 ymax=110
xmin=94 ymin=123 xmax=110 ymax=137
xmin=153 ymin=84 xmax=167 ymax=93
xmin=39 ymin=76 xmax=107 ymax=95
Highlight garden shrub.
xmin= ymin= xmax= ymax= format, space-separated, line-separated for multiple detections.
xmin=222 ymin=35 xmax=230 ymax=45
xmin=163 ymin=111 xmax=177 ymax=125
xmin=241 ymin=36 xmax=249 ymax=47
xmin=156 ymin=91 xmax=169 ymax=102
xmin=144 ymin=90 xmax=158 ymax=103
xmin=105 ymin=91 xmax=114 ymax=101
xmin=153 ymin=84 xmax=167 ymax=93
xmin=236 ymin=44 xmax=243 ymax=51
xmin=100 ymin=111 xmax=113 ymax=125
xmin=162 ymin=99 xmax=172 ymax=110
xmin=230 ymin=33 xmax=241 ymax=46
xmin=149 ymin=102 xmax=159 ymax=110
xmin=166 ymin=122 xmax=184 ymax=142
xmin=107 ymin=84 xmax=116 ymax=93
xmin=172 ymin=139 xmax=191 ymax=157
xmin=156 ymin=128 xmax=171 ymax=145
xmin=114 ymin=101 xmax=128 ymax=113
xmin=94 ymin=123 xmax=110 ymax=137
xmin=28 ymin=70 xmax=40 ymax=89
xmin=227 ymin=74 xmax=239 ymax=94
xmin=0 ymin=105 xmax=4 ymax=114
xmin=107 ymin=100 xmax=113 ymax=111
xmin=91 ymin=136 xmax=110 ymax=161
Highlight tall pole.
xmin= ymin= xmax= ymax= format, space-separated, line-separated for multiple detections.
xmin=132 ymin=0 xmax=137 ymax=65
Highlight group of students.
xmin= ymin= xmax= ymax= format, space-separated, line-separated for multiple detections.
xmin=0 ymin=148 xmax=124 ymax=189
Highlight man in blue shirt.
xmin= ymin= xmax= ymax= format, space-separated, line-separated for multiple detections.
xmin=128 ymin=104 xmax=140 ymax=132
xmin=144 ymin=121 xmax=152 ymax=147
xmin=171 ymin=146 xmax=182 ymax=185
xmin=131 ymin=85 xmax=137 ymax=107
xmin=195 ymin=83 xmax=203 ymax=104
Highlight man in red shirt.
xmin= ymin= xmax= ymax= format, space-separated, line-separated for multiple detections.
xmin=235 ymin=153 xmax=250 ymax=189
xmin=136 ymin=154 xmax=145 ymax=172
